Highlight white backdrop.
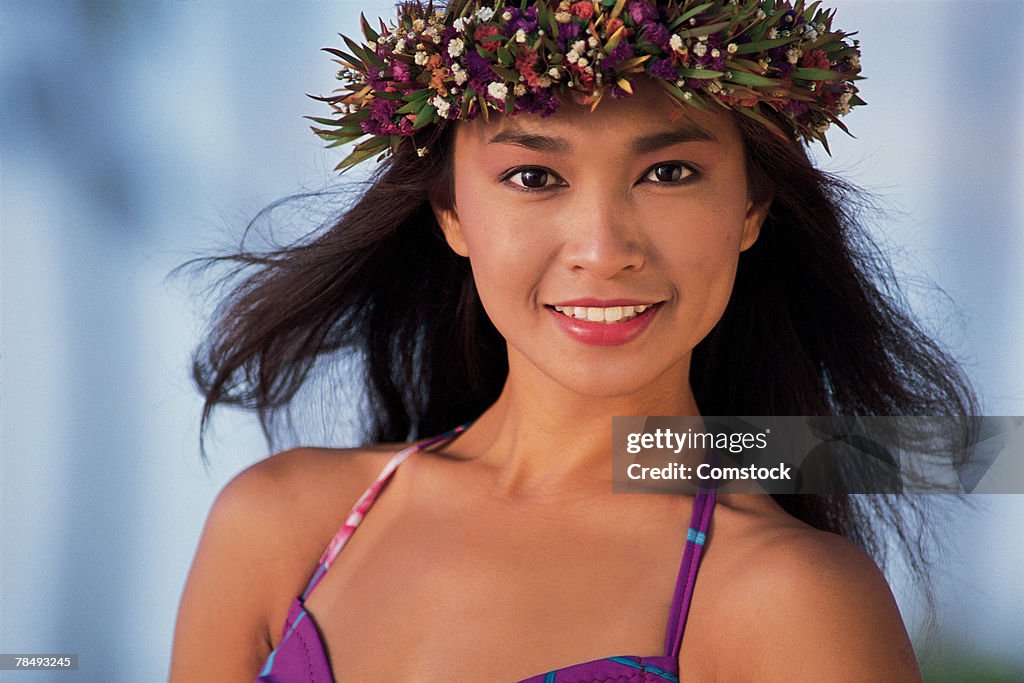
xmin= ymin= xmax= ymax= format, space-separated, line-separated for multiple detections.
xmin=2 ymin=1 xmax=1022 ymax=680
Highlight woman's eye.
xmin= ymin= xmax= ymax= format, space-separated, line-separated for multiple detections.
xmin=644 ymin=163 xmax=695 ymax=184
xmin=504 ymin=167 xmax=560 ymax=189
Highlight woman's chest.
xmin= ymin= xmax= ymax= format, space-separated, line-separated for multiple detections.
xmin=300 ymin=499 xmax=689 ymax=681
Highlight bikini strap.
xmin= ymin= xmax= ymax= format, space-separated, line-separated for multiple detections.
xmin=663 ymin=486 xmax=717 ymax=659
xmin=298 ymin=422 xmax=471 ymax=601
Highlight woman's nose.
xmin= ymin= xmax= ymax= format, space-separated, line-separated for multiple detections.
xmin=558 ymin=192 xmax=644 ymax=278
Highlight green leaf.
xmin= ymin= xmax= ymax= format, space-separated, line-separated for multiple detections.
xmin=675 ymin=68 xmax=726 ymax=79
xmin=677 ymin=21 xmax=732 ymax=39
xmin=791 ymin=67 xmax=843 ymax=81
xmin=657 ymin=79 xmax=714 ymax=113
xmin=668 ymin=2 xmax=715 ymax=30
xmin=724 ymin=70 xmax=781 ymax=87
xmin=360 ymin=13 xmax=379 ymax=42
xmin=401 ymin=89 xmax=432 ymax=102
xmin=343 ymin=35 xmax=385 ymax=69
xmin=323 ymin=47 xmax=363 ymax=70
xmin=732 ymin=37 xmax=794 ymax=55
xmin=490 ymin=64 xmax=519 ymax=81
xmin=412 ymin=104 xmax=437 ymax=129
xmin=497 ymin=46 xmax=514 ymax=66
xmin=396 ymin=99 xmax=423 ymax=114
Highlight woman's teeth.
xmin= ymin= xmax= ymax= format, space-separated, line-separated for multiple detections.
xmin=552 ymin=304 xmax=650 ymax=323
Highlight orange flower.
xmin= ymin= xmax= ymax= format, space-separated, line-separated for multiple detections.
xmin=429 ymin=66 xmax=451 ymax=95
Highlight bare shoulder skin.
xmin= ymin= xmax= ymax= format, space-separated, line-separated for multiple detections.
xmin=678 ymin=494 xmax=922 ymax=681
xmin=168 ymin=444 xmax=400 ymax=682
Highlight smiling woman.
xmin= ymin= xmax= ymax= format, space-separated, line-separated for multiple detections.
xmin=170 ymin=1 xmax=974 ymax=681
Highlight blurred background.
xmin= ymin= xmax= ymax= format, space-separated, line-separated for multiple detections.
xmin=1 ymin=1 xmax=1022 ymax=681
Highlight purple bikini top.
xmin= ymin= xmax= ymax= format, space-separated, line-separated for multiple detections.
xmin=256 ymin=424 xmax=716 ymax=682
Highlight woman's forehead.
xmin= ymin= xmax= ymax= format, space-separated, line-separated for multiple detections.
xmin=457 ymin=79 xmax=741 ymax=153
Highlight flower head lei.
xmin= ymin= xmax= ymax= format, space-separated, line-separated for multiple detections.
xmin=310 ymin=0 xmax=864 ymax=172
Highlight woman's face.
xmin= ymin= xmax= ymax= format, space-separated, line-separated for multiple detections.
xmin=433 ymin=81 xmax=769 ymax=401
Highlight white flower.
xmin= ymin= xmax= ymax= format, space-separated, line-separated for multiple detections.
xmin=502 ymin=11 xmax=512 ymax=21
xmin=787 ymin=47 xmax=801 ymax=64
xmin=555 ymin=11 xmax=572 ymax=23
xmin=412 ymin=19 xmax=425 ymax=32
xmin=548 ymin=67 xmax=561 ymax=79
xmin=431 ymin=96 xmax=451 ymax=119
xmin=514 ymin=84 xmax=527 ymax=97
xmin=452 ymin=17 xmax=467 ymax=32
xmin=475 ymin=7 xmax=495 ymax=22
xmin=768 ymin=28 xmax=778 ymax=39
xmin=693 ymin=42 xmax=708 ymax=57
xmin=487 ymin=82 xmax=509 ymax=100
xmin=711 ymin=48 xmax=720 ymax=58
xmin=414 ymin=51 xmax=430 ymax=66
xmin=566 ymin=49 xmax=580 ymax=63
xmin=448 ymin=38 xmax=465 ymax=57
xmin=515 ymin=29 xmax=527 ymax=43
xmin=727 ymin=43 xmax=738 ymax=54
xmin=670 ymin=34 xmax=683 ymax=52
xmin=588 ymin=37 xmax=599 ymax=48
xmin=417 ymin=146 xmax=429 ymax=157
xmin=572 ymin=40 xmax=586 ymax=53
xmin=451 ymin=63 xmax=468 ymax=85
xmin=804 ymin=27 xmax=818 ymax=41
xmin=577 ymin=58 xmax=589 ymax=68
xmin=395 ymin=38 xmax=407 ymax=53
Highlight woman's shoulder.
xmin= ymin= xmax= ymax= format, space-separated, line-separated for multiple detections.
xmin=169 ymin=441 xmax=409 ymax=680
xmin=215 ymin=441 xmax=410 ymax=578
xmin=697 ymin=496 xmax=921 ymax=681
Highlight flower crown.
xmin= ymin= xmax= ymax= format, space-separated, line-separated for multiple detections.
xmin=311 ymin=0 xmax=864 ymax=172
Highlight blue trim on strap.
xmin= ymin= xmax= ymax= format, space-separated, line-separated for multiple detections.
xmin=607 ymin=657 xmax=680 ymax=682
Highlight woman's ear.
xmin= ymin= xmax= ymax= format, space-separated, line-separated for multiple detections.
xmin=431 ymin=201 xmax=469 ymax=257
xmin=740 ymin=193 xmax=772 ymax=252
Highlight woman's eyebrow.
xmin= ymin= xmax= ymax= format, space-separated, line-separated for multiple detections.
xmin=631 ymin=125 xmax=718 ymax=154
xmin=487 ymin=129 xmax=571 ymax=153
xmin=486 ymin=123 xmax=718 ymax=154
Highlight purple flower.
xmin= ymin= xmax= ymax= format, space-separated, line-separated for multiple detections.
xmin=464 ymin=49 xmax=495 ymax=91
xmin=603 ymin=42 xmax=636 ymax=71
xmin=642 ymin=22 xmax=672 ymax=51
xmin=557 ymin=21 xmax=581 ymax=46
xmin=627 ymin=1 xmax=659 ymax=25
xmin=361 ymin=97 xmax=412 ymax=137
xmin=649 ymin=58 xmax=677 ymax=80
xmin=503 ymin=7 xmax=539 ymax=37
xmin=515 ymin=89 xmax=561 ymax=117
xmin=783 ymin=100 xmax=810 ymax=117
xmin=367 ymin=66 xmax=389 ymax=92
xmin=390 ymin=61 xmax=411 ymax=82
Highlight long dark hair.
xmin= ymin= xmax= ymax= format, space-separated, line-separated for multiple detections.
xmin=190 ymin=110 xmax=976 ymax=591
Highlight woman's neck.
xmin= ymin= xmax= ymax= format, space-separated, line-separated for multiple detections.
xmin=446 ymin=351 xmax=699 ymax=500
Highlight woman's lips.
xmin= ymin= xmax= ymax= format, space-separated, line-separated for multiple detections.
xmin=547 ymin=302 xmax=660 ymax=346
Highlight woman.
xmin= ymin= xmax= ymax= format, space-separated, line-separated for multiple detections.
xmin=171 ymin=1 xmax=973 ymax=680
